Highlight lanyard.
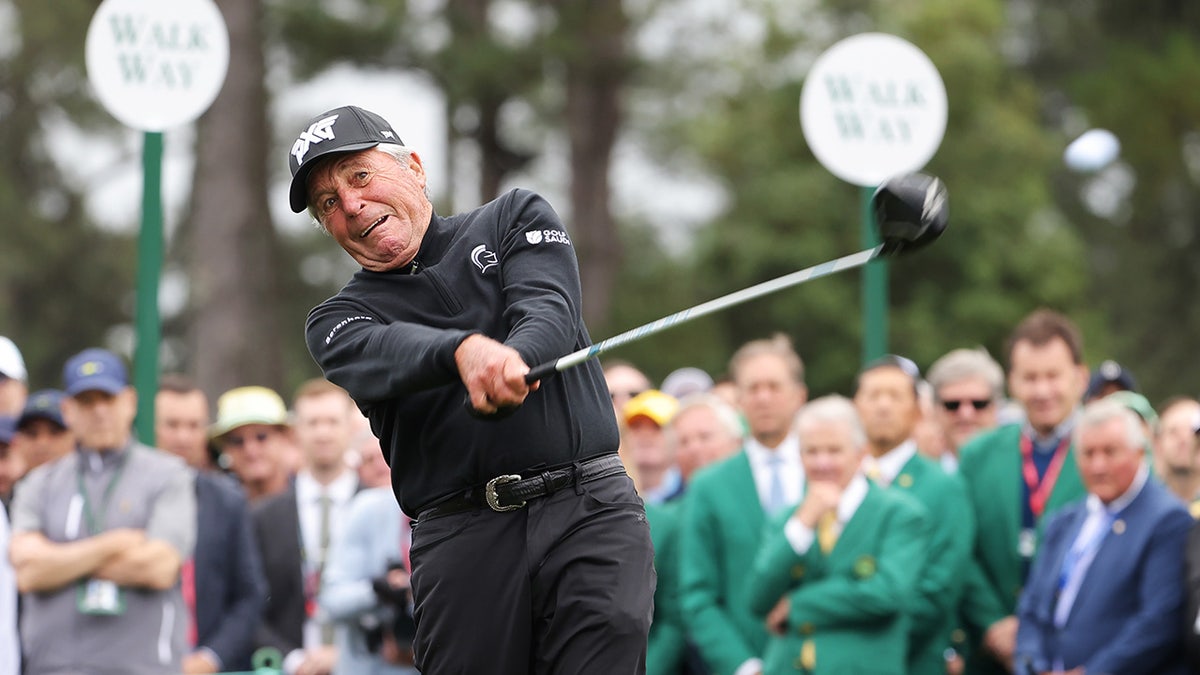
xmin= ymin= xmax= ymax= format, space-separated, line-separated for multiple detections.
xmin=1020 ymin=434 xmax=1069 ymax=519
xmin=75 ymin=452 xmax=128 ymax=535
xmin=1057 ymin=510 xmax=1114 ymax=591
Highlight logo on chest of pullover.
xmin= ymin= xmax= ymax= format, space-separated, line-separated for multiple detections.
xmin=471 ymin=244 xmax=499 ymax=273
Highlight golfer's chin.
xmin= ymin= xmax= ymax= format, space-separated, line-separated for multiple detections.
xmin=356 ymin=249 xmax=413 ymax=272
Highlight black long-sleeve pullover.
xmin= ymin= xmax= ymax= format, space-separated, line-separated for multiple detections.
xmin=306 ymin=189 xmax=619 ymax=514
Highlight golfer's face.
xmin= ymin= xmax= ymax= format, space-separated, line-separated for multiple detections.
xmin=308 ymin=148 xmax=433 ymax=272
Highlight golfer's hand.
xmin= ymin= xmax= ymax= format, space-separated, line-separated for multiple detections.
xmin=455 ymin=334 xmax=539 ymax=414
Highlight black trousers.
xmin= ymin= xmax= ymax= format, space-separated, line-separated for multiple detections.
xmin=409 ymin=471 xmax=656 ymax=674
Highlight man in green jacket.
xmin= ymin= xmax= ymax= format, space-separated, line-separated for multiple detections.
xmin=680 ymin=335 xmax=808 ymax=675
xmin=747 ymin=395 xmax=929 ymax=675
xmin=957 ymin=309 xmax=1089 ymax=674
xmin=854 ymin=356 xmax=975 ymax=675
xmin=647 ymin=394 xmax=745 ymax=675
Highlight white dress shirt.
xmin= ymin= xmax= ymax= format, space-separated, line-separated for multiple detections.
xmin=294 ymin=469 xmax=359 ymax=651
xmin=745 ymin=432 xmax=805 ymax=515
xmin=862 ymin=440 xmax=917 ymax=487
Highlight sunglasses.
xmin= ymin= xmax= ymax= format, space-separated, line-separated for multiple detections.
xmin=223 ymin=430 xmax=273 ymax=448
xmin=941 ymin=399 xmax=993 ymax=412
xmin=610 ymin=390 xmax=646 ymax=402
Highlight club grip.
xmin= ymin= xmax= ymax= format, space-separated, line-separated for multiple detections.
xmin=524 ymin=361 xmax=559 ymax=384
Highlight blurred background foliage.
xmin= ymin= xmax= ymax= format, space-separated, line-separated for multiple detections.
xmin=0 ymin=0 xmax=1196 ymax=405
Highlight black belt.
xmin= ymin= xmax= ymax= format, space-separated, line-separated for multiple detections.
xmin=418 ymin=454 xmax=626 ymax=520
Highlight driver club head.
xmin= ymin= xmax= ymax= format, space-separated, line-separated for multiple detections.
xmin=872 ymin=172 xmax=948 ymax=256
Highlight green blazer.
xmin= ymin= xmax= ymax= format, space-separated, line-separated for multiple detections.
xmin=887 ymin=453 xmax=975 ymax=675
xmin=956 ymin=424 xmax=1085 ymax=673
xmin=679 ymin=451 xmax=770 ymax=675
xmin=746 ymin=482 xmax=930 ymax=675
xmin=646 ymin=500 xmax=687 ymax=675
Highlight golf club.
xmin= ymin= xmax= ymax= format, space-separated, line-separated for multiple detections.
xmin=471 ymin=171 xmax=948 ymax=417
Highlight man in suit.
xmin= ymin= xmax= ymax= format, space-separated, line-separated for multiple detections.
xmin=1016 ymin=398 xmax=1190 ymax=674
xmin=680 ymin=334 xmax=808 ymax=675
xmin=156 ymin=376 xmax=268 ymax=674
xmin=253 ymin=379 xmax=361 ymax=675
xmin=958 ymin=309 xmax=1089 ymax=674
xmin=747 ymin=395 xmax=929 ymax=675
xmin=854 ymin=356 xmax=975 ymax=675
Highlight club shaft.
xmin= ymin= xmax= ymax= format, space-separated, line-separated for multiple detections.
xmin=525 ymin=245 xmax=884 ymax=383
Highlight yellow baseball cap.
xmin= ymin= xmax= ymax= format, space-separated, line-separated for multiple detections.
xmin=623 ymin=390 xmax=679 ymax=428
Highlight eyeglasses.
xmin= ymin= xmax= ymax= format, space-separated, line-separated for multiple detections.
xmin=941 ymin=399 xmax=993 ymax=412
xmin=610 ymin=390 xmax=646 ymax=402
xmin=223 ymin=430 xmax=272 ymax=448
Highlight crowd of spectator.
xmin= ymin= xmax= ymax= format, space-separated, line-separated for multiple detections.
xmin=3 ymin=305 xmax=1200 ymax=674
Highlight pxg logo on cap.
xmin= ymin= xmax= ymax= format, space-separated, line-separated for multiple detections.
xmin=63 ymin=348 xmax=129 ymax=397
xmin=287 ymin=105 xmax=404 ymax=213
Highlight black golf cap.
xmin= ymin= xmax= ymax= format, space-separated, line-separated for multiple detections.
xmin=287 ymin=105 xmax=404 ymax=213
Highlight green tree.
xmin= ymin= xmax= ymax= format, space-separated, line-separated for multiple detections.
xmin=1026 ymin=0 xmax=1200 ymax=402
xmin=0 ymin=0 xmax=136 ymax=387
xmin=623 ymin=0 xmax=1099 ymax=394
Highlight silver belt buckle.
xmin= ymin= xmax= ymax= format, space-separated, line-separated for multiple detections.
xmin=485 ymin=474 xmax=526 ymax=512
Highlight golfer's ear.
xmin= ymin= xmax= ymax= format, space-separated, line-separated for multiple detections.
xmin=408 ymin=151 xmax=424 ymax=172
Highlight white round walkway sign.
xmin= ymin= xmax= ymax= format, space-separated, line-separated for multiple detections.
xmin=86 ymin=0 xmax=229 ymax=132
xmin=801 ymin=33 xmax=947 ymax=187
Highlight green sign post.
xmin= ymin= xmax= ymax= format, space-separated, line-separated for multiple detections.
xmin=800 ymin=32 xmax=946 ymax=364
xmin=134 ymin=133 xmax=164 ymax=442
xmin=85 ymin=0 xmax=229 ymax=442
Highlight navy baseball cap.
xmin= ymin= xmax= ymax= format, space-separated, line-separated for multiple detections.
xmin=0 ymin=416 xmax=14 ymax=445
xmin=287 ymin=105 xmax=404 ymax=213
xmin=63 ymin=348 xmax=129 ymax=396
xmin=17 ymin=389 xmax=66 ymax=429
xmin=1085 ymin=359 xmax=1137 ymax=400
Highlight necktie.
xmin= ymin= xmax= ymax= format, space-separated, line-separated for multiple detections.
xmin=863 ymin=457 xmax=882 ymax=484
xmin=317 ymin=494 xmax=334 ymax=645
xmin=817 ymin=511 xmax=839 ymax=554
xmin=765 ymin=454 xmax=786 ymax=516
